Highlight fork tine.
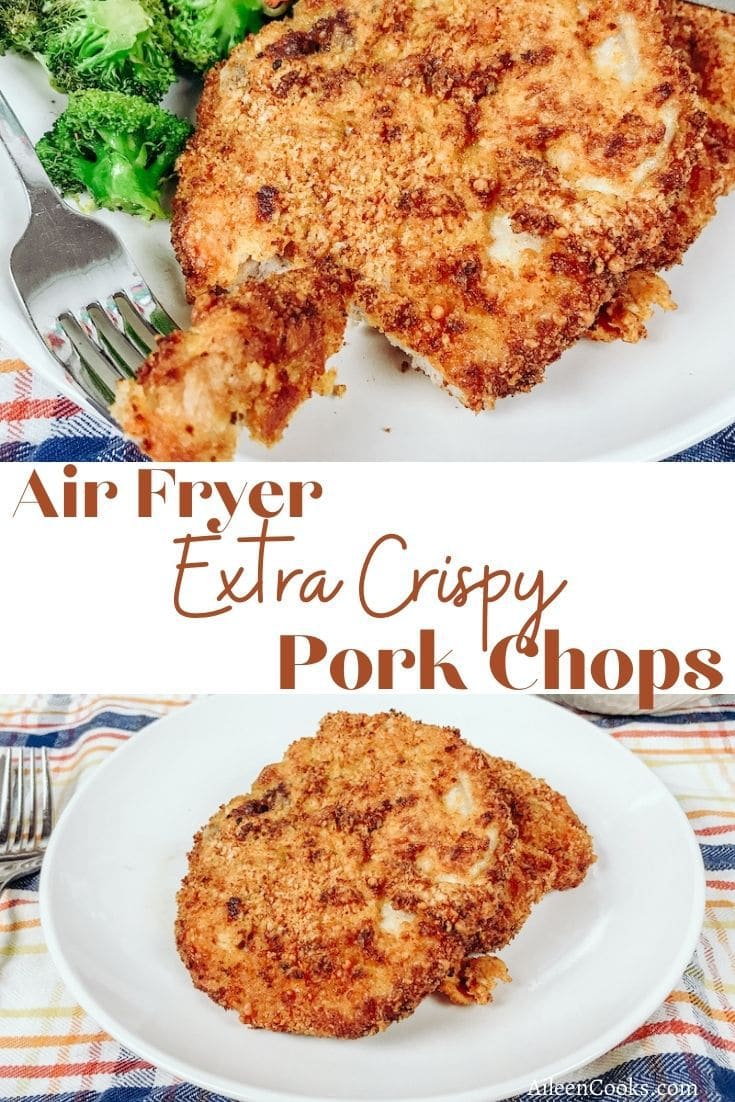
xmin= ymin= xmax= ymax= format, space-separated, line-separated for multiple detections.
xmin=40 ymin=748 xmax=53 ymax=843
xmin=50 ymin=339 xmax=118 ymax=423
xmin=87 ymin=302 xmax=143 ymax=377
xmin=125 ymin=282 xmax=178 ymax=338
xmin=65 ymin=313 xmax=125 ymax=382
xmin=146 ymin=291 xmax=178 ymax=338
xmin=12 ymin=749 xmax=24 ymax=848
xmin=27 ymin=748 xmax=37 ymax=849
xmin=59 ymin=312 xmax=127 ymax=388
xmin=113 ymin=292 xmax=164 ymax=353
xmin=0 ymin=751 xmax=10 ymax=849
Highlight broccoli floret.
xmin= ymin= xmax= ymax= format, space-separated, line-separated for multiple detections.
xmin=166 ymin=0 xmax=290 ymax=73
xmin=36 ymin=89 xmax=191 ymax=219
xmin=0 ymin=0 xmax=43 ymax=54
xmin=37 ymin=0 xmax=175 ymax=101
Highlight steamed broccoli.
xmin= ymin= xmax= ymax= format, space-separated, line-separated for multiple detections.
xmin=0 ymin=0 xmax=43 ymax=55
xmin=37 ymin=0 xmax=176 ymax=101
xmin=36 ymin=89 xmax=191 ymax=219
xmin=166 ymin=0 xmax=290 ymax=73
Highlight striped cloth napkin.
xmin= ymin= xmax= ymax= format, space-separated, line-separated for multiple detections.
xmin=0 ymin=356 xmax=144 ymax=462
xmin=0 ymin=695 xmax=733 ymax=1101
xmin=1 ymin=355 xmax=734 ymax=462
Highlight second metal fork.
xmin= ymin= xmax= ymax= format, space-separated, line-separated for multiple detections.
xmin=0 ymin=747 xmax=54 ymax=894
xmin=0 ymin=88 xmax=178 ymax=421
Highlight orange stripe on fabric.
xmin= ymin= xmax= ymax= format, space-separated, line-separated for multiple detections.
xmin=0 ymin=697 xmax=187 ymax=729
xmin=0 ymin=700 xmax=114 ymax=727
xmin=0 ymin=360 xmax=27 ymax=374
xmin=667 ymin=989 xmax=735 ymax=1023
xmin=0 ymin=1033 xmax=108 ymax=1050
xmin=0 ymin=916 xmax=39 ymax=933
xmin=626 ymin=1020 xmax=735 ymax=1052
xmin=689 ymin=810 xmax=735 ymax=820
xmin=47 ymin=732 xmax=128 ymax=764
xmin=629 ymin=747 xmax=734 ymax=757
xmin=0 ymin=1058 xmax=151 ymax=1078
xmin=708 ymin=880 xmax=735 ymax=890
xmin=52 ymin=743 xmax=123 ymax=775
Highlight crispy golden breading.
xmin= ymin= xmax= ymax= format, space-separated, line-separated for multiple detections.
xmin=112 ymin=268 xmax=347 ymax=459
xmin=115 ymin=1 xmax=734 ymax=457
xmin=659 ymin=0 xmax=735 ymax=257
xmin=588 ymin=269 xmax=675 ymax=342
xmin=173 ymin=0 xmax=702 ymax=411
xmin=466 ymin=755 xmax=596 ymax=955
xmin=588 ymin=2 xmax=735 ymax=340
xmin=439 ymin=954 xmax=511 ymax=1006
xmin=175 ymin=711 xmax=518 ymax=1038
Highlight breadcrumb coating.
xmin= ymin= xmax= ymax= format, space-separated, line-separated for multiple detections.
xmin=588 ymin=3 xmax=735 ymax=339
xmin=466 ymin=755 xmax=596 ymax=955
xmin=661 ymin=0 xmax=735 ymax=251
xmin=176 ymin=711 xmax=518 ymax=1038
xmin=112 ymin=268 xmax=347 ymax=458
xmin=114 ymin=2 xmax=734 ymax=456
xmin=173 ymin=0 xmax=702 ymax=410
xmin=439 ymin=955 xmax=511 ymax=1006
xmin=176 ymin=713 xmax=597 ymax=1032
xmin=588 ymin=269 xmax=675 ymax=342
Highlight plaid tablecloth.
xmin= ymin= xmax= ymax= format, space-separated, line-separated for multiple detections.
xmin=1 ymin=357 xmax=733 ymax=462
xmin=0 ymin=695 xmax=733 ymax=1102
xmin=0 ymin=359 xmax=144 ymax=462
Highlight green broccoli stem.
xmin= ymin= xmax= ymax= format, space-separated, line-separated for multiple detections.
xmin=74 ymin=128 xmax=168 ymax=218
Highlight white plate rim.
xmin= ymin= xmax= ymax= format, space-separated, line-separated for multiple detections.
xmin=38 ymin=697 xmax=706 ymax=1102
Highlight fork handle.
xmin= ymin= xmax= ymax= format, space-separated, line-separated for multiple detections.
xmin=0 ymin=855 xmax=43 ymax=895
xmin=0 ymin=88 xmax=65 ymax=213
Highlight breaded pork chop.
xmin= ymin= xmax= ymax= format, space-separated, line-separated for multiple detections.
xmin=466 ymin=755 xmax=595 ymax=954
xmin=173 ymin=0 xmax=700 ymax=411
xmin=660 ymin=1 xmax=735 ymax=252
xmin=175 ymin=711 xmax=517 ymax=1038
xmin=438 ymin=756 xmax=594 ymax=1008
xmin=112 ymin=267 xmax=347 ymax=459
xmin=589 ymin=1 xmax=735 ymax=342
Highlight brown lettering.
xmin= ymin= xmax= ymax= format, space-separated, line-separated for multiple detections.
xmin=13 ymin=470 xmax=58 ymax=517
xmin=280 ymin=634 xmax=328 ymax=688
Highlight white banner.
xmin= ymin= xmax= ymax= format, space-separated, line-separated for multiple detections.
xmin=0 ymin=461 xmax=731 ymax=702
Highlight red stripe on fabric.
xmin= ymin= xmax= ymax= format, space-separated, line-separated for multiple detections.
xmin=0 ymin=1058 xmax=151 ymax=1078
xmin=626 ymin=1020 xmax=735 ymax=1052
xmin=0 ymin=732 xmax=127 ymax=767
xmin=56 ymin=398 xmax=79 ymax=418
xmin=707 ymin=879 xmax=735 ymax=890
xmin=613 ymin=729 xmax=735 ymax=740
xmin=0 ymin=397 xmax=77 ymax=422
xmin=0 ymin=898 xmax=36 ymax=913
xmin=695 ymin=824 xmax=735 ymax=837
xmin=8 ymin=366 xmax=27 ymax=443
xmin=48 ymin=731 xmax=129 ymax=763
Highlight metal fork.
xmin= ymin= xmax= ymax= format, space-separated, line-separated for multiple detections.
xmin=0 ymin=89 xmax=178 ymax=421
xmin=0 ymin=748 xmax=54 ymax=895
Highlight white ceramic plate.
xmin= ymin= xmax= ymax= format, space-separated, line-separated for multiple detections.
xmin=1 ymin=55 xmax=735 ymax=460
xmin=39 ymin=695 xmax=704 ymax=1102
